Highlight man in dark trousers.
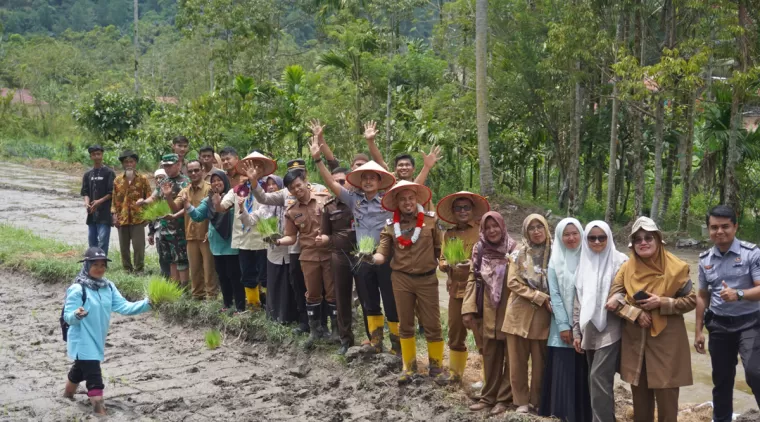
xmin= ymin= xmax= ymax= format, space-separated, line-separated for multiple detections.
xmin=81 ymin=145 xmax=115 ymax=255
xmin=695 ymin=205 xmax=760 ymax=422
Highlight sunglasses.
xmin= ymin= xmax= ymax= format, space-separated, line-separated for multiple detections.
xmin=633 ymin=234 xmax=655 ymax=245
xmin=588 ymin=235 xmax=608 ymax=243
xmin=336 ymin=179 xmax=346 ymax=186
xmin=527 ymin=225 xmax=545 ymax=233
xmin=453 ymin=205 xmax=472 ymax=212
xmin=187 ymin=169 xmax=202 ymax=174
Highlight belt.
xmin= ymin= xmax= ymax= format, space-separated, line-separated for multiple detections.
xmin=398 ymin=269 xmax=437 ymax=277
xmin=708 ymin=310 xmax=760 ymax=325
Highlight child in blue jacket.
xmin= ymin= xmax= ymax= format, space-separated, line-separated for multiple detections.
xmin=62 ymin=247 xmax=151 ymax=415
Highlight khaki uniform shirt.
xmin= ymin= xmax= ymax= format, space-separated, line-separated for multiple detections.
xmin=176 ymin=182 xmax=211 ymax=241
xmin=440 ymin=221 xmax=480 ymax=299
xmin=462 ymin=256 xmax=509 ymax=340
xmin=284 ymin=191 xmax=332 ymax=262
xmin=377 ymin=212 xmax=441 ymax=274
xmin=501 ymin=252 xmax=552 ymax=340
xmin=203 ymin=167 xmax=222 ymax=183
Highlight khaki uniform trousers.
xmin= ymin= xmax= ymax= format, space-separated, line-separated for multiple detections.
xmin=481 ymin=337 xmax=512 ymax=405
xmin=392 ymin=271 xmax=442 ymax=342
xmin=631 ymin=360 xmax=680 ymax=422
xmin=187 ymin=239 xmax=218 ymax=299
xmin=117 ymin=223 xmax=145 ymax=272
xmin=301 ymin=259 xmax=334 ymax=305
xmin=448 ymin=297 xmax=483 ymax=352
xmin=506 ymin=334 xmax=547 ymax=407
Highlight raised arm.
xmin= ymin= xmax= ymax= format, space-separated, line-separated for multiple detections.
xmin=364 ymin=121 xmax=389 ymax=171
xmin=413 ymin=145 xmax=442 ymax=185
xmin=309 ymin=121 xmax=344 ymax=196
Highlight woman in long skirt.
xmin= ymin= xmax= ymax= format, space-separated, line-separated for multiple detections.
xmin=539 ymin=217 xmax=591 ymax=421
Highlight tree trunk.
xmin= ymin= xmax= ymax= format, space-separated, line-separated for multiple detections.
xmin=678 ymin=91 xmax=697 ymax=232
xmin=568 ymin=62 xmax=582 ymax=216
xmin=651 ymin=99 xmax=665 ymax=222
xmin=532 ymin=157 xmax=538 ymax=199
xmin=605 ymin=11 xmax=624 ymax=222
xmin=725 ymin=88 xmax=742 ymax=211
xmin=632 ymin=1 xmax=645 ymax=218
xmin=475 ymin=0 xmax=494 ymax=195
xmin=661 ymin=137 xmax=677 ymax=220
xmin=133 ymin=0 xmax=139 ymax=94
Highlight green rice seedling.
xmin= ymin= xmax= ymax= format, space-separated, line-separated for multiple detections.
xmin=138 ymin=200 xmax=172 ymax=222
xmin=442 ymin=238 xmax=468 ymax=266
xmin=205 ymin=329 xmax=222 ymax=350
xmin=353 ymin=236 xmax=377 ymax=257
xmin=256 ymin=216 xmax=280 ymax=241
xmin=145 ymin=276 xmax=184 ymax=306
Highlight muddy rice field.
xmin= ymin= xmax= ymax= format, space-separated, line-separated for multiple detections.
xmin=0 ymin=161 xmax=758 ymax=421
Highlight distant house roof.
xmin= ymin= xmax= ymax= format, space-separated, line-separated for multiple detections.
xmin=0 ymin=88 xmax=49 ymax=106
xmin=155 ymin=96 xmax=179 ymax=105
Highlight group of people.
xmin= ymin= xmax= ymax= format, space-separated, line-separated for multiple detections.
xmin=72 ymin=125 xmax=760 ymax=421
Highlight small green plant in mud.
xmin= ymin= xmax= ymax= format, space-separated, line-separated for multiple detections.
xmin=256 ymin=216 xmax=280 ymax=242
xmin=138 ymin=200 xmax=172 ymax=222
xmin=205 ymin=329 xmax=222 ymax=350
xmin=145 ymin=277 xmax=184 ymax=306
xmin=442 ymin=238 xmax=468 ymax=266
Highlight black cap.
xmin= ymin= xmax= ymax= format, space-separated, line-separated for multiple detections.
xmin=287 ymin=158 xmax=306 ymax=170
xmin=118 ymin=150 xmax=139 ymax=162
xmin=87 ymin=145 xmax=104 ymax=154
xmin=78 ymin=247 xmax=112 ymax=263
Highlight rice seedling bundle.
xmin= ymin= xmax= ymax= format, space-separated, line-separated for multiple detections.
xmin=205 ymin=329 xmax=222 ymax=350
xmin=256 ymin=216 xmax=280 ymax=241
xmin=353 ymin=236 xmax=377 ymax=257
xmin=442 ymin=238 xmax=468 ymax=266
xmin=139 ymin=200 xmax=172 ymax=222
xmin=145 ymin=276 xmax=184 ymax=306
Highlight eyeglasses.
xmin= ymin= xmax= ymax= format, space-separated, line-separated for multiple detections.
xmin=453 ymin=205 xmax=472 ymax=212
xmin=527 ymin=225 xmax=545 ymax=233
xmin=588 ymin=235 xmax=608 ymax=243
xmin=633 ymin=234 xmax=655 ymax=245
xmin=187 ymin=169 xmax=202 ymax=174
xmin=336 ymin=179 xmax=346 ymax=185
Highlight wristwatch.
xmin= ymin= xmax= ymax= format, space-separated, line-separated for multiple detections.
xmin=737 ymin=290 xmax=744 ymax=301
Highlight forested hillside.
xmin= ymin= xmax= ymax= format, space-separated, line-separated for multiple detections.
xmin=1 ymin=0 xmax=760 ymax=236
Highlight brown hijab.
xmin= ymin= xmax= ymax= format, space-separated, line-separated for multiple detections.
xmin=622 ymin=230 xmax=690 ymax=337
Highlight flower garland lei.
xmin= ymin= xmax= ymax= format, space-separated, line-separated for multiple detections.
xmin=393 ymin=204 xmax=425 ymax=247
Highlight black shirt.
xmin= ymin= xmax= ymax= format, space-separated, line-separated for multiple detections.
xmin=81 ymin=166 xmax=115 ymax=225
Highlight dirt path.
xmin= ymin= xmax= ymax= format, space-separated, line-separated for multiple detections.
xmin=0 ymin=271 xmax=477 ymax=421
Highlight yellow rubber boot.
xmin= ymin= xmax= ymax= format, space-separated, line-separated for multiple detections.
xmin=245 ymin=287 xmax=261 ymax=308
xmin=449 ymin=350 xmax=468 ymax=382
xmin=427 ymin=340 xmax=445 ymax=379
xmin=398 ymin=337 xmax=418 ymax=385
xmin=360 ymin=315 xmax=384 ymax=354
xmin=388 ymin=321 xmax=401 ymax=355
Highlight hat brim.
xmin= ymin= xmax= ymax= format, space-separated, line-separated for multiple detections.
xmin=78 ymin=257 xmax=112 ymax=262
xmin=237 ymin=157 xmax=277 ymax=179
xmin=381 ymin=183 xmax=432 ymax=211
xmin=346 ymin=169 xmax=396 ymax=191
xmin=436 ymin=192 xmax=490 ymax=224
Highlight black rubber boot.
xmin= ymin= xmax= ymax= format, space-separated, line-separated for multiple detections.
xmin=304 ymin=303 xmax=322 ymax=350
xmin=328 ymin=303 xmax=340 ymax=344
xmin=293 ymin=311 xmax=310 ymax=335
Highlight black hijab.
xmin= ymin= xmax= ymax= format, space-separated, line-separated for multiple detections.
xmin=207 ymin=169 xmax=233 ymax=240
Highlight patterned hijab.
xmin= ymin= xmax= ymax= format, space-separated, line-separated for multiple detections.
xmin=513 ymin=214 xmax=552 ymax=293
xmin=207 ymin=169 xmax=233 ymax=240
xmin=474 ymin=212 xmax=517 ymax=306
xmin=75 ymin=261 xmax=110 ymax=291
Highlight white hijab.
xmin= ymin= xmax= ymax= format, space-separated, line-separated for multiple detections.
xmin=576 ymin=220 xmax=628 ymax=332
xmin=548 ymin=218 xmax=584 ymax=317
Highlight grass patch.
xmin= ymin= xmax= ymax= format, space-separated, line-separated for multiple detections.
xmin=205 ymin=329 xmax=222 ymax=350
xmin=138 ymin=200 xmax=172 ymax=222
xmin=145 ymin=277 xmax=184 ymax=306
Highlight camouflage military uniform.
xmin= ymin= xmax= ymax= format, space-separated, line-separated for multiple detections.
xmin=156 ymin=174 xmax=190 ymax=269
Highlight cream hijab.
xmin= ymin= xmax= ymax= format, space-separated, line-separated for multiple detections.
xmin=576 ymin=221 xmax=628 ymax=332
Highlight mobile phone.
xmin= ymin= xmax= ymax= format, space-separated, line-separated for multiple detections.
xmin=633 ymin=290 xmax=651 ymax=301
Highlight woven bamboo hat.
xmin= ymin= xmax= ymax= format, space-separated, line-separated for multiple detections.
xmin=436 ymin=191 xmax=490 ymax=224
xmin=381 ymin=180 xmax=432 ymax=211
xmin=236 ymin=151 xmax=277 ymax=178
xmin=346 ymin=160 xmax=396 ymax=191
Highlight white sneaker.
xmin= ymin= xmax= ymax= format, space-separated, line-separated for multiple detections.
xmin=516 ymin=405 xmax=530 ymax=414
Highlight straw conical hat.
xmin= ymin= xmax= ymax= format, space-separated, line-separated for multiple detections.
xmin=436 ymin=191 xmax=490 ymax=224
xmin=236 ymin=151 xmax=277 ymax=178
xmin=346 ymin=160 xmax=396 ymax=191
xmin=381 ymin=180 xmax=432 ymax=211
